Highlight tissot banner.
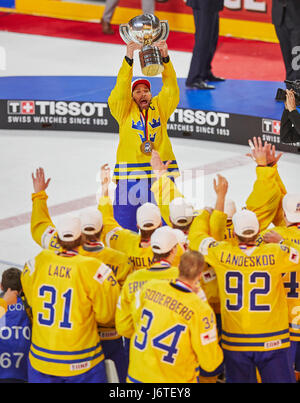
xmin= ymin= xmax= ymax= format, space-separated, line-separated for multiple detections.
xmin=1 ymin=100 xmax=298 ymax=154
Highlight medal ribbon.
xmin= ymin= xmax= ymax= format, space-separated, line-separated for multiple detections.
xmin=140 ymin=109 xmax=149 ymax=142
xmin=175 ymin=279 xmax=193 ymax=292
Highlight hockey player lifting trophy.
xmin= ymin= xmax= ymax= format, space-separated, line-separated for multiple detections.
xmin=120 ymin=14 xmax=169 ymax=77
xmin=107 ymin=14 xmax=180 ymax=232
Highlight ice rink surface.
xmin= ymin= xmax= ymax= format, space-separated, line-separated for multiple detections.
xmin=0 ymin=31 xmax=298 ymax=274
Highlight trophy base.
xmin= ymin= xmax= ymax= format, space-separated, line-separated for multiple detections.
xmin=139 ymin=46 xmax=164 ymax=77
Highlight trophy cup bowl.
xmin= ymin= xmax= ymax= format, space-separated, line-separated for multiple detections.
xmin=119 ymin=14 xmax=169 ymax=77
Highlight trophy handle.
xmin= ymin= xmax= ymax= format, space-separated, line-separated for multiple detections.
xmin=152 ymin=20 xmax=169 ymax=44
xmin=119 ymin=24 xmax=133 ymax=44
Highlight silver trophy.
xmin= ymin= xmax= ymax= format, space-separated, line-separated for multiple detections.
xmin=119 ymin=14 xmax=169 ymax=77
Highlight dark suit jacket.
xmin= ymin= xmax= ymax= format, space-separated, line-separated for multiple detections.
xmin=186 ymin=0 xmax=224 ymax=13
xmin=272 ymin=0 xmax=300 ymax=26
xmin=280 ymin=108 xmax=300 ymax=143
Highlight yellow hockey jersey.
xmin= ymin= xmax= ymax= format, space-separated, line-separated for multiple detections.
xmin=150 ymin=173 xmax=225 ymax=241
xmin=200 ymin=265 xmax=220 ymax=314
xmin=204 ymin=165 xmax=288 ymax=246
xmin=256 ymin=224 xmax=300 ymax=341
xmin=115 ymin=261 xmax=179 ymax=339
xmin=126 ymin=279 xmax=223 ymax=383
xmin=98 ymin=195 xmax=184 ymax=269
xmin=98 ymin=195 xmax=154 ymax=269
xmin=31 ymin=190 xmax=132 ymax=286
xmin=196 ymin=230 xmax=300 ymax=352
xmin=108 ymin=58 xmax=179 ymax=181
xmin=246 ymin=165 xmax=287 ymax=230
xmin=21 ymin=249 xmax=120 ymax=377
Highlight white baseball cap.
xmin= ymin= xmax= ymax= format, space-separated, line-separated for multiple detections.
xmin=232 ymin=209 xmax=259 ymax=238
xmin=151 ymin=226 xmax=178 ymax=254
xmin=79 ymin=209 xmax=103 ymax=235
xmin=57 ymin=216 xmax=81 ymax=242
xmin=136 ymin=202 xmax=161 ymax=230
xmin=282 ymin=194 xmax=300 ymax=223
xmin=169 ymin=197 xmax=194 ymax=227
xmin=224 ymin=199 xmax=237 ymax=220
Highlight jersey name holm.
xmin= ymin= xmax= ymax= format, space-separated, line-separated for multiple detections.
xmin=220 ymin=252 xmax=276 ymax=267
xmin=129 ymin=256 xmax=153 ymax=268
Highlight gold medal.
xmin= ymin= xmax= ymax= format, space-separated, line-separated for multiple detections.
xmin=140 ymin=140 xmax=154 ymax=156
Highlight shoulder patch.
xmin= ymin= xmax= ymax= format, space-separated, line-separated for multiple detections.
xmin=41 ymin=226 xmax=57 ymax=249
xmin=200 ymin=325 xmax=217 ymax=345
xmin=202 ymin=268 xmax=217 ymax=283
xmin=289 ymin=247 xmax=299 ymax=264
xmin=93 ymin=263 xmax=112 ymax=284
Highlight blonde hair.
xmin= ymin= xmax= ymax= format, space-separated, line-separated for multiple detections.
xmin=178 ymin=250 xmax=205 ymax=280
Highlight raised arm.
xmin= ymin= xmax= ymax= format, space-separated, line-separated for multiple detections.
xmin=156 ymin=41 xmax=180 ymax=122
xmin=245 ymin=137 xmax=285 ymax=230
xmin=31 ymin=168 xmax=60 ymax=250
xmin=108 ymin=42 xmax=142 ymax=122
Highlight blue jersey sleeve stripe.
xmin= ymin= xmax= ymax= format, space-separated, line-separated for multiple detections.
xmin=222 ymin=329 xmax=289 ymax=338
xmin=31 ymin=340 xmax=102 ymax=355
xmin=115 ymin=161 xmax=177 ymax=168
xmin=29 ymin=348 xmax=104 ymax=364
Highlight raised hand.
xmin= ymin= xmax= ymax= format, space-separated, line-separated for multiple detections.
xmin=32 ymin=167 xmax=51 ymax=193
xmin=156 ymin=40 xmax=168 ymax=58
xmin=262 ymin=230 xmax=284 ymax=244
xmin=213 ymin=174 xmax=228 ymax=198
xmin=246 ymin=136 xmax=267 ymax=166
xmin=126 ymin=41 xmax=142 ymax=59
xmin=151 ymin=150 xmax=171 ymax=179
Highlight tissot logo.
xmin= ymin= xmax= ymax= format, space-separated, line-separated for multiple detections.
xmin=7 ymin=100 xmax=108 ymax=117
xmin=8 ymin=100 xmax=35 ymax=115
xmin=262 ymin=119 xmax=281 ymax=135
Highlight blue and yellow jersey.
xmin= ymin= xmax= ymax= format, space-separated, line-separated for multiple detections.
xmin=108 ymin=58 xmax=179 ymax=181
xmin=200 ymin=265 xmax=220 ymax=315
xmin=115 ymin=261 xmax=179 ymax=339
xmin=246 ymin=165 xmax=287 ymax=230
xmin=126 ymin=279 xmax=223 ymax=383
xmin=150 ymin=174 xmax=225 ymax=241
xmin=98 ymin=195 xmax=184 ymax=270
xmin=21 ymin=249 xmax=120 ymax=377
xmin=31 ymin=191 xmax=61 ymax=252
xmin=196 ymin=232 xmax=300 ymax=352
xmin=198 ymin=165 xmax=288 ymax=246
xmin=31 ymin=191 xmax=132 ymax=287
xmin=256 ymin=224 xmax=300 ymax=341
xmin=98 ymin=195 xmax=155 ymax=270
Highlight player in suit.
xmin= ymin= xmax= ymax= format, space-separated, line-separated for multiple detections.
xmin=272 ymin=0 xmax=300 ymax=82
xmin=185 ymin=0 xmax=225 ymax=90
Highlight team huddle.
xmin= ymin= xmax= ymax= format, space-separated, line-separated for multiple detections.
xmin=1 ymin=134 xmax=300 ymax=383
xmin=1 ymin=40 xmax=300 ymax=384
